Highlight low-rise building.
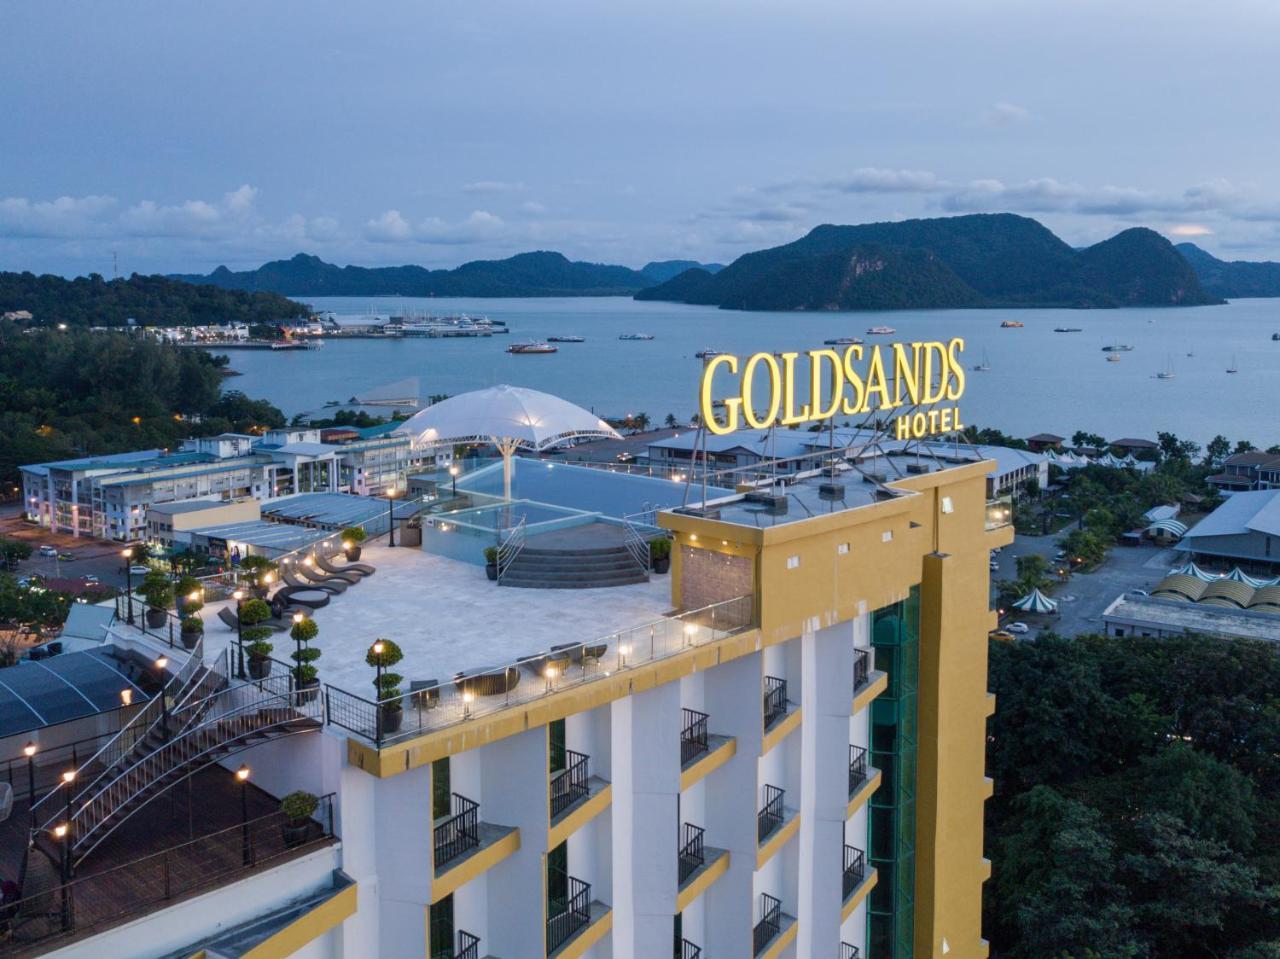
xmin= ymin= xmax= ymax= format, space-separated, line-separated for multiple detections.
xmin=1103 ymin=592 xmax=1280 ymax=643
xmin=145 ymin=498 xmax=261 ymax=550
xmin=1177 ymin=489 xmax=1280 ymax=572
xmin=1207 ymin=450 xmax=1280 ymax=495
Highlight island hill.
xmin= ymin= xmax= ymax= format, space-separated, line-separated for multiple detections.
xmin=170 ymin=251 xmax=724 ymax=299
xmin=637 ymin=213 xmax=1224 ymax=311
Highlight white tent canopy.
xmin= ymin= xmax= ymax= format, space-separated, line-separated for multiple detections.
xmin=393 ymin=384 xmax=621 ymax=499
xmin=1012 ymin=588 xmax=1059 ymax=614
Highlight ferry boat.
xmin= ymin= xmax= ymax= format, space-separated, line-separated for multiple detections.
xmin=506 ymin=341 xmax=557 ymax=354
xmin=1053 ymin=327 xmax=1083 ymax=333
xmin=1272 ymin=333 xmax=1280 ymax=341
xmin=1102 ymin=344 xmax=1134 ymax=352
xmin=823 ymin=336 xmax=864 ymax=346
xmin=865 ymin=326 xmax=896 ymax=335
xmin=619 ymin=333 xmax=655 ymax=341
xmin=548 ymin=335 xmax=585 ymax=343
xmin=269 ymin=338 xmax=324 ymax=350
xmin=694 ymin=349 xmax=723 ymax=359
xmin=1000 ymin=320 xmax=1024 ymax=328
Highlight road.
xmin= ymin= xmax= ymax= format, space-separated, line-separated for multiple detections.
xmin=0 ymin=511 xmax=132 ymax=589
xmin=992 ymin=531 xmax=1179 ymax=638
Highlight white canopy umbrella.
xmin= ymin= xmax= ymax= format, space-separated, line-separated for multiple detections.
xmin=393 ymin=384 xmax=621 ymax=500
xmin=1011 ymin=587 xmax=1059 ymax=614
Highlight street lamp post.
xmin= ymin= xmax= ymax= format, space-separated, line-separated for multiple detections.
xmin=449 ymin=465 xmax=459 ymax=497
xmin=54 ymin=822 xmax=71 ymax=930
xmin=291 ymin=612 xmax=304 ymax=692
xmin=121 ymin=547 xmax=135 ymax=625
xmin=23 ymin=742 xmax=37 ymax=828
xmin=233 ymin=589 xmax=245 ymax=679
xmin=386 ymin=490 xmax=397 ymax=548
xmin=237 ymin=764 xmax=252 ymax=866
xmin=371 ymin=640 xmax=385 ymax=745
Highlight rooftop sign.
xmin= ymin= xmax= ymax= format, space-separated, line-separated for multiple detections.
xmin=699 ymin=339 xmax=967 ymax=440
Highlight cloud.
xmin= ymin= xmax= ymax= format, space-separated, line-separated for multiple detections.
xmin=983 ymin=102 xmax=1031 ymax=127
xmin=461 ymin=180 xmax=525 ymax=195
xmin=364 ymin=209 xmax=414 ymax=242
xmin=0 ymin=194 xmax=118 ymax=237
xmin=519 ymin=200 xmax=548 ymax=215
xmin=820 ymin=168 xmax=945 ymax=194
xmin=937 ymin=177 xmax=1256 ymax=217
xmin=1167 ymin=223 xmax=1213 ymax=237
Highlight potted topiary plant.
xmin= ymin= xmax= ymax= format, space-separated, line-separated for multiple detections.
xmin=649 ymin=536 xmax=672 ymax=574
xmin=340 ymin=526 xmax=367 ymax=561
xmin=366 ymin=638 xmax=404 ymax=734
xmin=280 ymin=790 xmax=318 ymax=848
xmin=483 ymin=546 xmax=499 ymax=581
xmin=240 ymin=555 xmax=278 ymax=599
xmin=138 ymin=571 xmax=173 ymax=628
xmin=290 ymin=615 xmax=321 ymax=703
xmin=180 ymin=615 xmax=203 ymax=650
xmin=175 ymin=574 xmax=203 ymax=617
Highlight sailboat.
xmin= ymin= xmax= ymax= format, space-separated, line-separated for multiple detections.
xmin=1155 ymin=354 xmax=1176 ymax=379
xmin=971 ymin=349 xmax=991 ymax=372
xmin=1227 ymin=355 xmax=1239 ymax=374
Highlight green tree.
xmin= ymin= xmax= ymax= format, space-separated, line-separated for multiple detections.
xmin=1206 ymin=434 xmax=1232 ymax=466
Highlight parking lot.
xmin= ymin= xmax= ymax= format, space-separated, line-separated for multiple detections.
xmin=992 ymin=531 xmax=1180 ymax=638
xmin=0 ymin=507 xmax=132 ymax=589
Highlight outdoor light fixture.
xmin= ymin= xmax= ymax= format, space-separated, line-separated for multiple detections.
xmin=684 ymin=623 xmax=697 ymax=636
xmin=342 ymin=540 xmax=352 ymax=550
xmin=233 ymin=589 xmax=244 ymax=601
xmin=618 ymin=643 xmax=630 ymax=667
xmin=236 ymin=764 xmax=250 ymax=782
xmin=304 ymin=556 xmax=313 ymax=566
xmin=689 ymin=534 xmax=697 ymax=542
xmin=545 ymin=665 xmax=558 ymax=691
xmin=61 ymin=770 xmax=75 ymax=785
xmin=23 ymin=742 xmax=36 ymax=758
xmin=120 ymin=689 xmax=133 ymax=706
xmin=154 ymin=656 xmax=168 ymax=671
xmin=293 ymin=612 xmax=304 ymax=624
xmin=53 ymin=824 xmax=68 ymax=838
xmin=262 ymin=572 xmax=274 ymax=584
xmin=462 ymin=689 xmax=474 ymax=718
xmin=372 ymin=641 xmax=385 ymax=656
xmin=188 ymin=590 xmax=200 ymax=602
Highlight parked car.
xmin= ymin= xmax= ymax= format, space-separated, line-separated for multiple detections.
xmin=1006 ymin=622 xmax=1030 ymax=634
xmin=82 ymin=574 xmax=99 ymax=584
xmin=989 ymin=630 xmax=1016 ymax=642
xmin=57 ymin=552 xmax=72 ymax=561
xmin=129 ymin=565 xmax=151 ymax=576
xmin=39 ymin=545 xmax=57 ymax=557
xmin=989 ymin=560 xmax=1000 ymax=571
xmin=1053 ymin=551 xmax=1067 ymax=562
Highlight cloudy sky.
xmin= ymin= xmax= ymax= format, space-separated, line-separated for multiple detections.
xmin=4 ymin=0 xmax=1280 ymax=276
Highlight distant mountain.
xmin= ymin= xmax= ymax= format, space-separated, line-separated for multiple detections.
xmin=639 ymin=260 xmax=724 ymax=284
xmin=1175 ymin=243 xmax=1280 ymax=298
xmin=637 ymin=214 xmax=1221 ymax=311
xmin=172 ymin=251 xmax=653 ymax=298
xmin=0 ymin=270 xmax=306 ymax=327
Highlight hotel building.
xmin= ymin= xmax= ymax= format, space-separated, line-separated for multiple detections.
xmin=20 ymin=427 xmax=445 ymax=542
xmin=1 ymin=390 xmax=1007 ymax=959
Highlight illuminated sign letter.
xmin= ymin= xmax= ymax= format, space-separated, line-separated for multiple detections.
xmin=699 ymin=354 xmax=741 ymax=435
xmin=740 ymin=353 xmax=782 ymax=429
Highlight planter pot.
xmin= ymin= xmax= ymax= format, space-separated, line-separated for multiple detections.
xmin=281 ymin=820 xmax=311 ymax=848
xmin=652 ymin=556 xmax=671 ymax=574
xmin=380 ymin=705 xmax=403 ymax=734
xmin=248 ymin=656 xmax=271 ymax=680
xmin=344 ymin=546 xmax=363 ymax=562
xmin=251 ymin=587 xmax=269 ymax=600
xmin=145 ymin=608 xmax=168 ymax=629
xmin=485 ymin=563 xmax=498 ymax=582
xmin=296 ymin=678 xmax=320 ymax=704
xmin=180 ymin=629 xmax=201 ymax=651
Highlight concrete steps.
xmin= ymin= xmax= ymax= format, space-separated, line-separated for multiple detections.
xmin=501 ymin=545 xmax=648 ymax=589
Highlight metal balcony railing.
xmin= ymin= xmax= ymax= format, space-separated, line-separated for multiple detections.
xmin=680 ymin=708 xmax=709 ymax=765
xmin=849 ymin=745 xmax=868 ymax=795
xmin=434 ymin=793 xmax=480 ymax=867
xmin=841 ymin=943 xmax=861 ymax=959
xmin=676 ymin=939 xmax=702 ymax=959
xmin=853 ymin=647 xmax=870 ymax=691
xmin=455 ymin=931 xmax=480 ymax=959
xmin=985 ymin=495 xmax=1013 ymax=531
xmin=757 ymin=784 xmax=784 ymax=844
xmin=752 ymin=893 xmax=782 ymax=955
xmin=843 ymin=844 xmax=866 ymax=900
xmin=763 ymin=676 xmax=788 ymax=730
xmin=677 ymin=822 xmax=706 ymax=885
xmin=550 ymin=750 xmax=589 ymax=819
xmin=546 ymin=875 xmax=591 ymax=954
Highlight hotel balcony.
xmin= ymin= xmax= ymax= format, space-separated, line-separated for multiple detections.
xmin=680 ymin=708 xmax=735 ymax=790
xmin=676 ymin=821 xmax=729 ymax=911
xmin=853 ymin=647 xmax=870 ymax=693
xmin=439 ymin=929 xmax=481 ymax=959
xmin=849 ymin=745 xmax=869 ymax=795
xmin=762 ymin=676 xmax=790 ymax=732
xmin=841 ymin=943 xmax=862 ymax=959
xmin=757 ymin=785 xmax=786 ymax=844
xmin=545 ymin=874 xmax=611 ymax=958
xmin=985 ymin=494 xmax=1013 ymax=531
xmin=432 ymin=793 xmax=519 ymax=897
xmin=842 ymin=845 xmax=867 ymax=902
xmin=752 ymin=892 xmax=797 ymax=957
xmin=676 ymin=938 xmax=703 ymax=959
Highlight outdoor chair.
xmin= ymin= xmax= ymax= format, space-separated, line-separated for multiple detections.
xmin=454 ymin=665 xmax=520 ymax=697
xmin=283 ymin=567 xmax=347 ymax=595
xmin=318 ymin=552 xmax=376 ymax=578
xmin=218 ymin=607 xmax=239 ymax=631
xmin=298 ymin=562 xmax=360 ymax=586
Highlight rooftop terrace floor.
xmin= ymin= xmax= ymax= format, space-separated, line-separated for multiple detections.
xmin=200 ymin=542 xmax=673 ymax=698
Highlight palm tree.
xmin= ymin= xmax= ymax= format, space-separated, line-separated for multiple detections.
xmin=631 ymin=412 xmax=651 ymax=433
xmin=664 ymin=413 xmax=679 ymax=429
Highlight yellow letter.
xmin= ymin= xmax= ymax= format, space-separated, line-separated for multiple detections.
xmin=891 ymin=343 xmax=924 ymax=407
xmin=841 ymin=345 xmax=866 ymax=414
xmin=945 ymin=338 xmax=966 ymax=401
xmin=921 ymin=341 xmax=949 ymax=404
xmin=700 ymin=354 xmax=740 ymax=435
xmin=778 ymin=352 xmax=811 ymax=426
xmin=741 ymin=353 xmax=782 ymax=429
xmin=863 ymin=346 xmax=895 ymax=411
xmin=808 ymin=349 xmax=844 ymax=421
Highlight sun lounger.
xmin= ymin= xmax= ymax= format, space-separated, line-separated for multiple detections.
xmin=453 ymin=665 xmax=520 ymax=696
xmin=284 ymin=567 xmax=347 ymax=595
xmin=317 ymin=552 xmax=376 ymax=578
xmin=297 ymin=562 xmax=360 ymax=587
xmin=271 ymin=587 xmax=331 ymax=610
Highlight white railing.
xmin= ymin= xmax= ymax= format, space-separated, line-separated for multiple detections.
xmin=495 ymin=516 xmax=527 ymax=584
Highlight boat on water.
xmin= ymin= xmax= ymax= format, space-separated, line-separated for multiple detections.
xmin=548 ymin=335 xmax=585 ymax=343
xmin=865 ymin=325 xmax=896 ymax=335
xmin=1053 ymin=327 xmax=1083 ymax=333
xmin=1106 ymin=354 xmax=1122 ymax=363
xmin=1155 ymin=354 xmax=1176 ymax=379
xmin=1102 ymin=344 xmax=1134 ymax=352
xmin=824 ymin=336 xmax=864 ymax=346
xmin=1001 ymin=320 xmax=1024 ymax=328
xmin=971 ymin=348 xmax=991 ymax=372
xmin=694 ymin=349 xmax=723 ymax=359
xmin=1227 ymin=355 xmax=1239 ymax=374
xmin=1272 ymin=333 xmax=1280 ymax=341
xmin=270 ymin=339 xmax=324 ymax=350
xmin=619 ymin=333 xmax=655 ymax=341
xmin=506 ymin=341 xmax=557 ymax=354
